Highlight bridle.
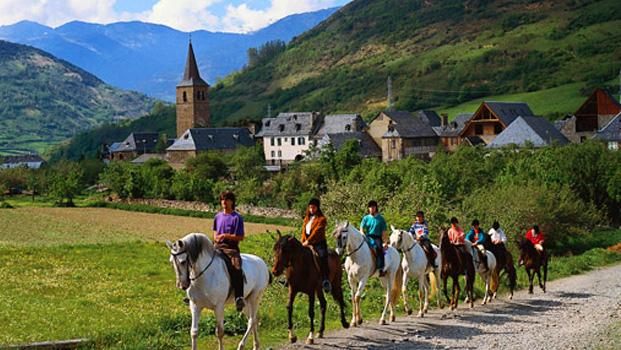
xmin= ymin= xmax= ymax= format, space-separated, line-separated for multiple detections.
xmin=339 ymin=229 xmax=366 ymax=257
xmin=171 ymin=248 xmax=216 ymax=283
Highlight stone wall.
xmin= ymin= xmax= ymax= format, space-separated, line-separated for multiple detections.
xmin=110 ymin=197 xmax=299 ymax=219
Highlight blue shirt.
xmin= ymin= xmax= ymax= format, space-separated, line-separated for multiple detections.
xmin=408 ymin=220 xmax=429 ymax=240
xmin=466 ymin=227 xmax=486 ymax=245
xmin=360 ymin=214 xmax=387 ymax=238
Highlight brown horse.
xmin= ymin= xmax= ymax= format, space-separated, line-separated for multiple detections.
xmin=518 ymin=238 xmax=548 ymax=294
xmin=272 ymin=232 xmax=349 ymax=345
xmin=439 ymin=228 xmax=475 ymax=310
xmin=487 ymin=243 xmax=517 ymax=299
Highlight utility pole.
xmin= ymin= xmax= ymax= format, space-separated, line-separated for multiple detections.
xmin=267 ymin=104 xmax=272 ymax=119
xmin=618 ymin=68 xmax=621 ymax=104
xmin=387 ymin=76 xmax=394 ymax=111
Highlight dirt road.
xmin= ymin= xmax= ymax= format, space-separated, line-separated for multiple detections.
xmin=281 ymin=263 xmax=621 ymax=349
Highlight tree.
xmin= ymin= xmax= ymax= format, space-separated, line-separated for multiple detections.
xmin=186 ymin=152 xmax=229 ymax=180
xmin=48 ymin=161 xmax=83 ymax=206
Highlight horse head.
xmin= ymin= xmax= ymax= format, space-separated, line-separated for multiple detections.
xmin=389 ymin=225 xmax=411 ymax=250
xmin=333 ymin=220 xmax=351 ymax=256
xmin=271 ymin=231 xmax=298 ymax=276
xmin=166 ymin=233 xmax=212 ymax=290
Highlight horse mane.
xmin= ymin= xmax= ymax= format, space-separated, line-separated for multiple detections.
xmin=181 ymin=233 xmax=214 ymax=264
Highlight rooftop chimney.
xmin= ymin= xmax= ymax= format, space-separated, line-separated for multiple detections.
xmin=441 ymin=113 xmax=449 ymax=127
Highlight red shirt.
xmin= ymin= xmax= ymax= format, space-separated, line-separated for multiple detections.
xmin=448 ymin=225 xmax=465 ymax=245
xmin=525 ymin=229 xmax=545 ymax=246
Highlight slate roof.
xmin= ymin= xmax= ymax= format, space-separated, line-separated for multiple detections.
xmin=167 ymin=128 xmax=255 ymax=151
xmin=177 ymin=42 xmax=209 ymax=87
xmin=108 ymin=142 xmax=123 ymax=153
xmin=315 ymin=114 xmax=366 ymax=137
xmin=595 ymin=112 xmax=621 ymax=142
xmin=487 ymin=116 xmax=569 ymax=148
xmin=416 ymin=110 xmax=441 ymax=127
xmin=464 ymin=136 xmax=486 ymax=146
xmin=318 ymin=132 xmax=381 ymax=158
xmin=1 ymin=154 xmax=45 ymax=164
xmin=256 ymin=112 xmax=320 ymax=137
xmin=484 ymin=102 xmax=535 ymax=126
xmin=381 ymin=111 xmax=437 ymax=138
xmin=111 ymin=132 xmax=159 ymax=153
xmin=433 ymin=113 xmax=472 ymax=137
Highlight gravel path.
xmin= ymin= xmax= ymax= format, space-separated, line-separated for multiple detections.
xmin=280 ymin=263 xmax=621 ymax=350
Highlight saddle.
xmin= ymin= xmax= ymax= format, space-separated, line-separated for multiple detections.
xmin=216 ymin=249 xmax=247 ymax=284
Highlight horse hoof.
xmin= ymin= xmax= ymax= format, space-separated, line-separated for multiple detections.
xmin=391 ymin=315 xmax=396 ymax=322
xmin=407 ymin=309 xmax=413 ymax=316
xmin=289 ymin=336 xmax=297 ymax=344
xmin=358 ymin=318 xmax=363 ymax=325
xmin=317 ymin=332 xmax=324 ymax=339
xmin=470 ymin=303 xmax=474 ymax=309
xmin=305 ymin=338 xmax=314 ymax=345
xmin=509 ymin=294 xmax=513 ymax=300
xmin=342 ymin=321 xmax=350 ymax=329
xmin=380 ymin=319 xmax=388 ymax=325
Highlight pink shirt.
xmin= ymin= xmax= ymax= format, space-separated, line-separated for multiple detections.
xmin=448 ymin=225 xmax=465 ymax=245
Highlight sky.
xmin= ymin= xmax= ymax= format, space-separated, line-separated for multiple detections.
xmin=0 ymin=0 xmax=352 ymax=33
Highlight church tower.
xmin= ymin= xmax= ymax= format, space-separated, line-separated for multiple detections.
xmin=176 ymin=41 xmax=210 ymax=137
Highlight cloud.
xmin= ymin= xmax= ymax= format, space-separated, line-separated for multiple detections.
xmin=221 ymin=0 xmax=341 ymax=33
xmin=0 ymin=0 xmax=343 ymax=33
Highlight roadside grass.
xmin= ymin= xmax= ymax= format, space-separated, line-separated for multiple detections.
xmin=0 ymin=207 xmax=619 ymax=349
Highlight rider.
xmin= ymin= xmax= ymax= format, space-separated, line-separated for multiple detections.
xmin=466 ymin=219 xmax=488 ymax=271
xmin=408 ymin=210 xmax=437 ymax=268
xmin=521 ymin=225 xmax=546 ymax=265
xmin=489 ymin=221 xmax=507 ymax=246
xmin=448 ymin=217 xmax=468 ymax=257
xmin=360 ymin=200 xmax=388 ymax=277
xmin=213 ymin=190 xmax=246 ymax=312
xmin=301 ymin=198 xmax=331 ymax=292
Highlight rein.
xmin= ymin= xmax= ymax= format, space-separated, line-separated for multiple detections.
xmin=171 ymin=248 xmax=217 ymax=283
xmin=345 ymin=236 xmax=366 ymax=257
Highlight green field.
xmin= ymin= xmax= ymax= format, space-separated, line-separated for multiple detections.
xmin=0 ymin=206 xmax=619 ymax=349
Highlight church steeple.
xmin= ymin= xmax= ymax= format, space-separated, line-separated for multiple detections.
xmin=178 ymin=41 xmax=208 ymax=87
xmin=176 ymin=41 xmax=210 ymax=137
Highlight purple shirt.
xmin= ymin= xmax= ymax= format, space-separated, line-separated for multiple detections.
xmin=213 ymin=211 xmax=245 ymax=248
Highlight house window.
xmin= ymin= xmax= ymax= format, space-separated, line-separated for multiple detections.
xmin=391 ymin=139 xmax=396 ymax=149
xmin=475 ymin=124 xmax=483 ymax=135
xmin=277 ymin=138 xmax=282 ymax=146
xmin=284 ymin=138 xmax=288 ymax=142
xmin=271 ymin=150 xmax=275 ymax=157
xmin=298 ymin=137 xmax=305 ymax=145
xmin=279 ymin=125 xmax=285 ymax=132
xmin=277 ymin=150 xmax=282 ymax=157
xmin=494 ymin=124 xmax=502 ymax=134
xmin=609 ymin=142 xmax=619 ymax=151
xmin=270 ymin=137 xmax=275 ymax=146
xmin=291 ymin=138 xmax=295 ymax=146
xmin=182 ymin=91 xmax=187 ymax=102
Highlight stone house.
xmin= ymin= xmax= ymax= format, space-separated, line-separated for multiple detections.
xmin=556 ymin=89 xmax=621 ymax=143
xmin=459 ymin=102 xmax=536 ymax=145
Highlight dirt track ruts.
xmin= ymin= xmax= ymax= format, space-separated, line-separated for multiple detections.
xmin=280 ymin=263 xmax=621 ymax=350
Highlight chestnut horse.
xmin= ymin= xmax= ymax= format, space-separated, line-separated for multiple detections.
xmin=272 ymin=232 xmax=349 ymax=345
xmin=439 ymin=228 xmax=475 ymax=310
xmin=518 ymin=238 xmax=548 ymax=294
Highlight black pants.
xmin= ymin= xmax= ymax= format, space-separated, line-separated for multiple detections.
xmin=216 ymin=242 xmax=243 ymax=300
xmin=369 ymin=236 xmax=384 ymax=270
xmin=420 ymin=239 xmax=437 ymax=265
xmin=313 ymin=240 xmax=330 ymax=281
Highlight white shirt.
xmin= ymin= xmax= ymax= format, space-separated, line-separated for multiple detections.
xmin=489 ymin=228 xmax=507 ymax=244
xmin=305 ymin=216 xmax=314 ymax=236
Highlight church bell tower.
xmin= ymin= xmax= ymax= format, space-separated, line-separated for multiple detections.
xmin=176 ymin=41 xmax=210 ymax=137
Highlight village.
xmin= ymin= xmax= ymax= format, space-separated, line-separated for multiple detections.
xmin=72 ymin=41 xmax=619 ymax=172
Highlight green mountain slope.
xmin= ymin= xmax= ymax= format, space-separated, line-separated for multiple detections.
xmin=209 ymin=0 xmax=621 ymax=122
xmin=0 ymin=40 xmax=156 ymax=155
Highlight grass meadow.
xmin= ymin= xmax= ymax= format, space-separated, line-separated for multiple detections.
xmin=0 ymin=204 xmax=619 ymax=349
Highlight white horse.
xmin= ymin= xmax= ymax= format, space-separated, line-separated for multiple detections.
xmin=389 ymin=226 xmax=442 ymax=317
xmin=166 ymin=233 xmax=270 ymax=350
xmin=333 ymin=221 xmax=403 ymax=326
xmin=464 ymin=240 xmax=497 ymax=305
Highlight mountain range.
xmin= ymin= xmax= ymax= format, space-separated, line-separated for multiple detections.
xmin=208 ymin=0 xmax=621 ymax=124
xmin=0 ymin=40 xmax=155 ymax=155
xmin=0 ymin=7 xmax=340 ymax=101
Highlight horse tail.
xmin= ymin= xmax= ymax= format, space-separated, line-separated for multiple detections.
xmin=429 ymin=270 xmax=438 ymax=296
xmin=391 ymin=264 xmax=404 ymax=304
xmin=490 ymin=268 xmax=499 ymax=293
xmin=268 ymin=271 xmax=273 ymax=285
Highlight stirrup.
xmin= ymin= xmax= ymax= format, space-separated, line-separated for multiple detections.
xmin=235 ymin=297 xmax=245 ymax=312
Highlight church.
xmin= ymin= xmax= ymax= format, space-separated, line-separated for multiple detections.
xmin=109 ymin=41 xmax=255 ymax=164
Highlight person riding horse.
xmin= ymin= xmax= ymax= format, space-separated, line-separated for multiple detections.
xmin=360 ymin=200 xmax=388 ymax=277
xmin=466 ymin=219 xmax=489 ymax=271
xmin=448 ymin=217 xmax=467 ymax=255
xmin=213 ymin=190 xmax=246 ymax=312
xmin=488 ymin=220 xmax=508 ymax=267
xmin=520 ymin=225 xmax=546 ymax=265
xmin=408 ymin=210 xmax=437 ymax=268
xmin=301 ymin=198 xmax=332 ymax=292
